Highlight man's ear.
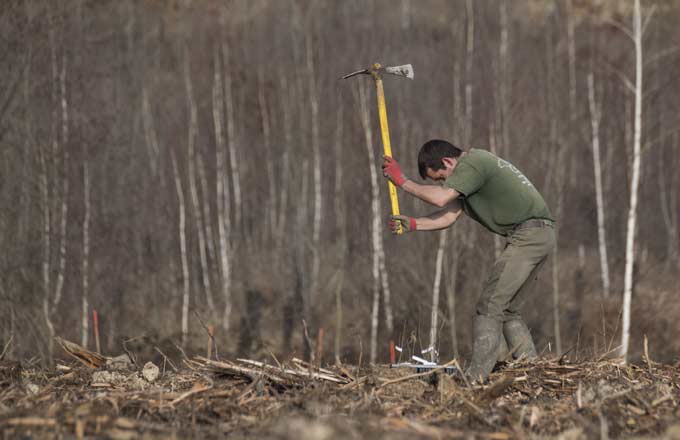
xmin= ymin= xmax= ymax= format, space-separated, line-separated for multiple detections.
xmin=441 ymin=157 xmax=456 ymax=169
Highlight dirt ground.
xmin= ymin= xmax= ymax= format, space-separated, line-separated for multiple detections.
xmin=2 ymin=347 xmax=680 ymax=439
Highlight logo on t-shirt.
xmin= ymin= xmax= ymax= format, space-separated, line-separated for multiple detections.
xmin=497 ymin=159 xmax=535 ymax=188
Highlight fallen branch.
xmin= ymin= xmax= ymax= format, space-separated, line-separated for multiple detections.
xmin=55 ymin=337 xmax=107 ymax=369
xmin=236 ymin=358 xmax=348 ymax=384
xmin=378 ymin=360 xmax=457 ymax=389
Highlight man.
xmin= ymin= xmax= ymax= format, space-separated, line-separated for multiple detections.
xmin=382 ymin=139 xmax=555 ymax=382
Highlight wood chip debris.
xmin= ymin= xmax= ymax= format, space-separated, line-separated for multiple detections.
xmin=2 ymin=347 xmax=680 ymax=439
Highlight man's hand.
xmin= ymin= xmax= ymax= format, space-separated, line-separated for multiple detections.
xmin=382 ymin=156 xmax=407 ymax=187
xmin=388 ymin=215 xmax=416 ymax=234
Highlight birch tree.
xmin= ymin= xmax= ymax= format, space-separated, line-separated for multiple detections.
xmin=357 ymin=82 xmax=382 ymax=364
xmin=428 ymin=230 xmax=447 ymax=362
xmin=622 ymin=0 xmax=645 ymax=362
xmin=219 ymin=26 xmax=242 ymax=235
xmin=183 ymin=44 xmax=214 ymax=311
xmin=306 ymin=31 xmax=322 ymax=307
xmin=170 ymin=149 xmax=190 ymax=348
xmin=212 ymin=44 xmax=232 ymax=332
xmin=587 ymin=73 xmax=611 ymax=299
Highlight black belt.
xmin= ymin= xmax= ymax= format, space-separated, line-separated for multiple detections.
xmin=512 ymin=218 xmax=554 ymax=233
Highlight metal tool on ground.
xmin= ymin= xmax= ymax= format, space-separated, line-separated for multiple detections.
xmin=342 ymin=63 xmax=414 ymax=234
xmin=389 ymin=344 xmax=459 ymax=375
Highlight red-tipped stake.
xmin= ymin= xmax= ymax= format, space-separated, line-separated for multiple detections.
xmin=389 ymin=340 xmax=396 ymax=364
xmin=92 ymin=309 xmax=101 ymax=354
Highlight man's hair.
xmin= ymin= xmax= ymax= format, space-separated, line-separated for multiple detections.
xmin=417 ymin=139 xmax=463 ymax=179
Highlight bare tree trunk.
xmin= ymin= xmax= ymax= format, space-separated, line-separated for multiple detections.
xmin=445 ymin=236 xmax=460 ymax=359
xmin=276 ymin=71 xmax=292 ymax=254
xmin=295 ymin=159 xmax=311 ymax=358
xmin=358 ymin=83 xmax=382 ymax=364
xmin=465 ymin=0 xmax=474 ymax=145
xmin=378 ymin=241 xmax=394 ymax=336
xmin=622 ymin=0 xmax=644 ymax=362
xmin=54 ymin=52 xmax=69 ymax=313
xmin=183 ymin=45 xmax=214 ymax=311
xmin=171 ymin=150 xmax=190 ymax=347
xmin=257 ymin=68 xmax=277 ymax=244
xmin=197 ymin=151 xmax=217 ymax=274
xmin=587 ymin=73 xmax=611 ymax=299
xmin=333 ymin=99 xmax=346 ymax=364
xmin=544 ymin=14 xmax=562 ymax=354
xmin=212 ymin=45 xmax=232 ymax=332
xmin=306 ymin=32 xmax=322 ymax=310
xmin=334 ymin=270 xmax=344 ymax=365
xmin=81 ymin=162 xmax=90 ymax=348
xmin=566 ymin=0 xmax=579 ymax=187
xmin=39 ymin=143 xmax=53 ymax=362
xmin=498 ymin=1 xmax=509 ymax=155
xmin=429 ymin=230 xmax=447 ymax=362
xmin=221 ymin=37 xmax=242 ymax=233
xmin=489 ymin=127 xmax=502 ymax=258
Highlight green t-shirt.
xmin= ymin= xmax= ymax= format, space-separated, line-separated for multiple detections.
xmin=444 ymin=149 xmax=554 ymax=236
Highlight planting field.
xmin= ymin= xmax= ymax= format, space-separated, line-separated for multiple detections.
xmin=2 ymin=341 xmax=680 ymax=439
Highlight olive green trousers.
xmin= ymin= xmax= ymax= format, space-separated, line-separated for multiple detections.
xmin=476 ymin=223 xmax=556 ymax=321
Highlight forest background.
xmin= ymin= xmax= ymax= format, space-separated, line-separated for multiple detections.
xmin=1 ymin=0 xmax=679 ymax=367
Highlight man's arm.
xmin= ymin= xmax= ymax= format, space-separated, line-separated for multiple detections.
xmin=389 ymin=199 xmax=463 ymax=233
xmin=382 ymin=156 xmax=460 ymax=207
xmin=414 ymin=199 xmax=463 ymax=230
xmin=402 ymin=179 xmax=460 ymax=208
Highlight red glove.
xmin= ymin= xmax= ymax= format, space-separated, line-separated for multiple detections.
xmin=382 ymin=156 xmax=407 ymax=187
xmin=388 ymin=215 xmax=417 ymax=233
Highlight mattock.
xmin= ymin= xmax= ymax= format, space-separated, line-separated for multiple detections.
xmin=342 ymin=63 xmax=414 ymax=234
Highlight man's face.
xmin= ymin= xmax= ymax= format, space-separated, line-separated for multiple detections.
xmin=425 ymin=157 xmax=457 ymax=182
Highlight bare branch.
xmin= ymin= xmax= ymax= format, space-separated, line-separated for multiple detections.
xmin=642 ymin=5 xmax=657 ymax=36
xmin=603 ymin=19 xmax=634 ymax=41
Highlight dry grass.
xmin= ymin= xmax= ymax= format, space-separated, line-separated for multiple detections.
xmin=2 ymin=339 xmax=680 ymax=439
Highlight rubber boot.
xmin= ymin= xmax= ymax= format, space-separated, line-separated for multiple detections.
xmin=497 ymin=334 xmax=509 ymax=363
xmin=503 ymin=319 xmax=537 ymax=360
xmin=465 ymin=315 xmax=502 ymax=383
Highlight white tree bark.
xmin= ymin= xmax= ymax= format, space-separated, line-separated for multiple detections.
xmin=621 ymin=0 xmax=644 ymax=362
xmin=429 ymin=230 xmax=447 ymax=362
xmin=54 ymin=52 xmax=69 ymax=312
xmin=333 ymin=100 xmax=346 ymax=364
xmin=258 ymin=68 xmax=277 ymax=244
xmin=197 ymin=150 xmax=217 ymax=273
xmin=183 ymin=46 xmax=214 ymax=311
xmin=39 ymin=141 xmax=53 ymax=362
xmin=465 ymin=0 xmax=474 ymax=145
xmin=212 ymin=45 xmax=232 ymax=332
xmin=378 ymin=241 xmax=394 ymax=336
xmin=221 ymin=38 xmax=242 ymax=232
xmin=306 ymin=32 xmax=322 ymax=306
xmin=566 ymin=0 xmax=579 ymax=187
xmin=587 ymin=73 xmax=611 ymax=299
xmin=446 ymin=236 xmax=460 ymax=359
xmin=171 ymin=150 xmax=190 ymax=347
xmin=358 ymin=83 xmax=382 ymax=364
xmin=276 ymin=71 xmax=292 ymax=254
xmin=81 ymin=162 xmax=90 ymax=348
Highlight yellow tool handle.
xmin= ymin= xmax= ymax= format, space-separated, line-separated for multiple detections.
xmin=375 ymin=78 xmax=403 ymax=234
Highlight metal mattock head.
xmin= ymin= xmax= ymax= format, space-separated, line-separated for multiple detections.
xmin=341 ymin=63 xmax=414 ymax=80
